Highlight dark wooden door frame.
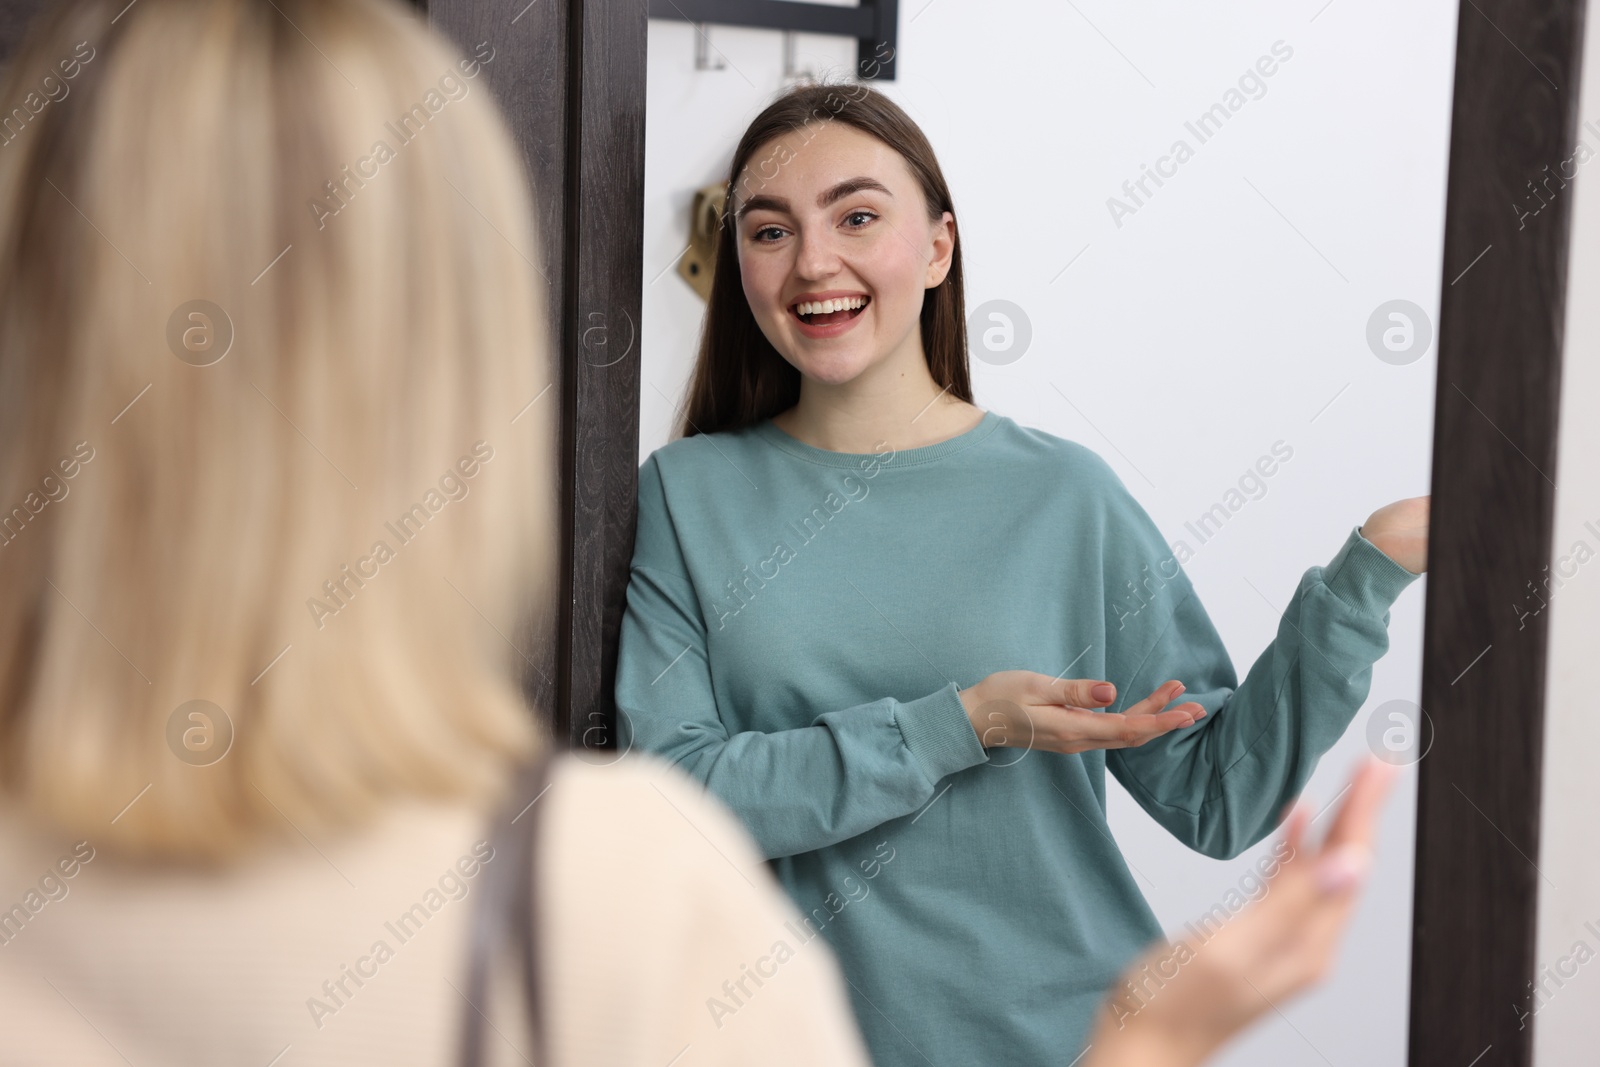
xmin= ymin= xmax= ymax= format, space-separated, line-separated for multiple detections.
xmin=1409 ymin=0 xmax=1586 ymax=1062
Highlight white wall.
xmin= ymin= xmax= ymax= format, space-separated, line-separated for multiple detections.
xmin=1533 ymin=5 xmax=1600 ymax=1059
xmin=642 ymin=3 xmax=1456 ymax=1062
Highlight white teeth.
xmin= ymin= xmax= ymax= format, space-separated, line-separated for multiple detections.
xmin=796 ymin=296 xmax=867 ymax=316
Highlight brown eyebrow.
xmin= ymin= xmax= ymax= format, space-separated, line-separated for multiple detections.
xmin=734 ymin=177 xmax=894 ymax=221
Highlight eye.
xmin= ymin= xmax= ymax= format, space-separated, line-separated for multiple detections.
xmin=750 ymin=225 xmax=787 ymax=243
xmin=844 ymin=210 xmax=877 ymax=229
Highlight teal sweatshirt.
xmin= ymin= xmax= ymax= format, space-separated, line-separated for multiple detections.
xmin=615 ymin=408 xmax=1418 ymax=1066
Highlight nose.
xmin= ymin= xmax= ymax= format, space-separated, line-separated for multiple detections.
xmin=793 ymin=222 xmax=843 ymax=280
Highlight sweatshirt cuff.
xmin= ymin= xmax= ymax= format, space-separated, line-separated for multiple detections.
xmin=1322 ymin=524 xmax=1419 ymax=616
xmin=894 ymin=681 xmax=990 ymax=783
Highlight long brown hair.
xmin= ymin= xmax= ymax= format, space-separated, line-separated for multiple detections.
xmin=677 ymin=82 xmax=971 ymax=440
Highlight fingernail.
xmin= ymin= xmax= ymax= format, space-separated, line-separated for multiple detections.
xmin=1174 ymin=683 xmax=1186 ymax=696
xmin=1315 ymin=844 xmax=1371 ymax=895
xmin=1092 ymin=683 xmax=1115 ymax=703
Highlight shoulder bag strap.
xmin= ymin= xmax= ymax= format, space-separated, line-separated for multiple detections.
xmin=458 ymin=745 xmax=561 ymax=1067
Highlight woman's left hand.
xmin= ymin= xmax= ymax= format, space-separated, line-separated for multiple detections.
xmin=1360 ymin=495 xmax=1429 ymax=574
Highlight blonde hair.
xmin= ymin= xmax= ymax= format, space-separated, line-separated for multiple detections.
xmin=0 ymin=0 xmax=557 ymax=860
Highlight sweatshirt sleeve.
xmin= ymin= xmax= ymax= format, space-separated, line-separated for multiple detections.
xmin=614 ymin=455 xmax=990 ymax=861
xmin=1097 ymin=470 xmax=1420 ymax=861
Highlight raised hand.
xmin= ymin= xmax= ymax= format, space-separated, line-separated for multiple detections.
xmin=1360 ymin=495 xmax=1429 ymax=574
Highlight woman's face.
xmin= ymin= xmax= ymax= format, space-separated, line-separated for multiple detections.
xmin=731 ymin=121 xmax=954 ymax=388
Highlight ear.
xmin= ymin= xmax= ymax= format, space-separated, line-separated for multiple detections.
xmin=925 ymin=210 xmax=955 ymax=288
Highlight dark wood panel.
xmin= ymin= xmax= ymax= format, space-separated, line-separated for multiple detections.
xmin=1409 ymin=0 xmax=1586 ymax=1062
xmin=561 ymin=0 xmax=647 ymax=754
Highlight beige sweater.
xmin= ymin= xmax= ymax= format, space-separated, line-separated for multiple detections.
xmin=0 ymin=753 xmax=875 ymax=1066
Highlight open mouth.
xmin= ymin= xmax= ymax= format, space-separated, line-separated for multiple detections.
xmin=791 ymin=295 xmax=870 ymax=326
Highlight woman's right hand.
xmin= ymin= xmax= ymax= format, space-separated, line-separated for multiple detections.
xmin=957 ymin=671 xmax=1206 ymax=755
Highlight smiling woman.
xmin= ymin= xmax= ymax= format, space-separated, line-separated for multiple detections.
xmin=618 ymin=80 xmax=1427 ymax=1067
xmin=676 ymin=88 xmax=970 ymax=445
xmin=730 ymin=137 xmax=960 ymax=428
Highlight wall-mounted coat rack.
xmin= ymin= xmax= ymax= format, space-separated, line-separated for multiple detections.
xmin=647 ymin=0 xmax=899 ymax=81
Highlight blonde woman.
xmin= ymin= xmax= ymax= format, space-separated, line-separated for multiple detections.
xmin=0 ymin=1 xmax=871 ymax=1063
